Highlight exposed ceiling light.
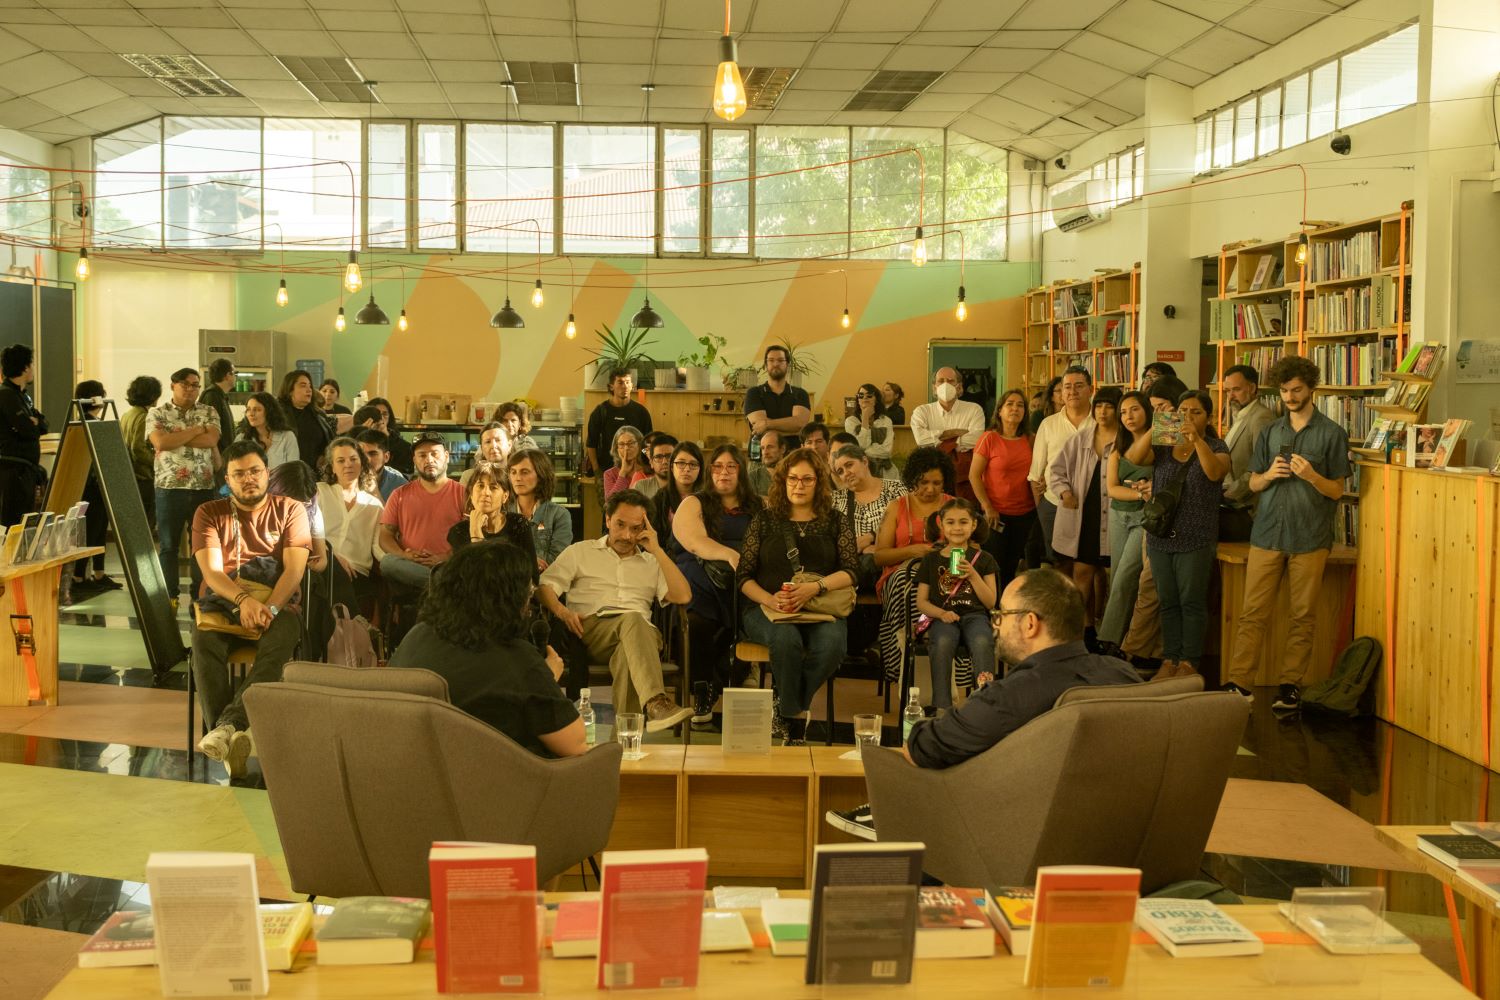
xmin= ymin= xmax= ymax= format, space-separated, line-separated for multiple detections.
xmin=274 ymin=55 xmax=372 ymax=104
xmin=713 ymin=0 xmax=746 ymax=121
xmin=504 ymin=62 xmax=580 ymax=106
xmin=742 ymin=67 xmax=798 ymax=111
xmin=843 ymin=70 xmax=944 ymax=112
xmin=121 ymin=54 xmax=242 ymax=98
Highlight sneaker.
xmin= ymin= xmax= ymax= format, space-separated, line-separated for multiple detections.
xmin=826 ymin=803 xmax=878 ymax=841
xmin=225 ymin=729 xmax=253 ymax=778
xmin=197 ymin=723 xmax=234 ymax=761
xmin=782 ymin=736 xmax=807 ymax=748
xmin=1221 ymin=682 xmax=1254 ymax=703
xmin=644 ymin=694 xmax=693 ymax=733
xmin=690 ymin=681 xmax=714 ymax=725
xmin=94 ymin=576 xmax=123 ymax=590
xmin=1272 ymin=684 xmax=1300 ymax=712
xmin=770 ymin=691 xmax=787 ymax=740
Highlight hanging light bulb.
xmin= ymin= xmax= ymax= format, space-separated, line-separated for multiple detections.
xmin=566 ymin=313 xmax=577 ymax=339
xmin=712 ymin=1 xmax=746 ymax=121
xmin=910 ymin=226 xmax=927 ymax=267
xmin=840 ymin=308 xmax=851 ymax=329
xmin=275 ymin=278 xmax=288 ymax=307
xmin=531 ymin=278 xmax=544 ymax=308
xmin=74 ymin=248 xmax=90 ymax=281
xmin=1295 ymin=233 xmax=1309 ymax=267
xmin=955 ymin=285 xmax=968 ymax=322
xmin=334 ymin=307 xmax=346 ymax=332
xmin=343 ymin=251 xmax=362 ymax=293
xmin=398 ymin=309 xmax=409 ymax=332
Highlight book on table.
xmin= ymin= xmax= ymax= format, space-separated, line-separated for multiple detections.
xmin=77 ymin=903 xmax=314 ymax=972
xmin=1023 ymin=866 xmax=1141 ymax=989
xmin=914 ymin=886 xmax=994 ymax=959
xmin=145 ymin=851 xmax=268 ymax=997
xmin=597 ymin=847 xmax=708 ymax=990
xmin=1453 ymin=822 xmax=1500 ymax=843
xmin=1135 ymin=898 xmax=1263 ymax=958
xmin=316 ymin=896 xmax=431 ymax=966
xmin=551 ymin=898 xmax=752 ymax=958
xmin=984 ymin=886 xmax=1034 ymax=956
xmin=720 ymin=687 xmax=773 ymax=755
xmin=805 ymin=842 xmax=925 ymax=985
xmin=762 ymin=897 xmax=811 ymax=957
xmin=1415 ymin=833 xmax=1500 ymax=868
xmin=429 ymin=841 xmax=539 ymax=993
xmin=699 ymin=911 xmax=753 ymax=952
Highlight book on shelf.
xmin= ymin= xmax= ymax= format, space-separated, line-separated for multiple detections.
xmin=146 ymin=851 xmax=268 ymax=998
xmin=1276 ymin=901 xmax=1419 ymax=955
xmin=984 ymin=886 xmax=1034 ymax=956
xmin=316 ymin=896 xmax=431 ymax=966
xmin=1135 ymin=899 xmax=1263 ymax=958
xmin=1431 ymin=419 xmax=1470 ymax=470
xmin=1248 ymin=254 xmax=1274 ymax=290
xmin=1150 ymin=410 xmax=1183 ymax=446
xmin=1023 ymin=866 xmax=1141 ymax=989
xmin=762 ymin=897 xmax=811 ymax=957
xmin=1412 ymin=343 xmax=1446 ymax=378
xmin=429 ymin=841 xmax=539 ymax=994
xmin=1362 ymin=419 xmax=1394 ymax=450
xmin=1405 ymin=424 xmax=1444 ymax=469
xmin=77 ymin=903 xmax=314 ymax=972
xmin=1395 ymin=340 xmax=1423 ymax=373
xmin=1308 ymin=230 xmax=1380 ymax=283
xmin=597 ymin=847 xmax=708 ymax=990
xmin=914 ymin=886 xmax=994 ymax=959
xmin=1416 ymin=833 xmax=1500 ymax=868
xmin=805 ymin=842 xmax=924 ymax=985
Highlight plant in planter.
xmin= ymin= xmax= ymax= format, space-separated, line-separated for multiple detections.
xmin=679 ymin=333 xmax=726 ymax=391
xmin=581 ymin=323 xmax=658 ymax=390
xmin=777 ymin=338 xmax=822 ymax=387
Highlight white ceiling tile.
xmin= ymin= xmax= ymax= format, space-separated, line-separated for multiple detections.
xmin=429 ymin=60 xmax=501 ymax=82
xmin=488 ymin=16 xmax=574 ymax=36
xmin=228 ymin=79 xmax=312 ymax=100
xmin=836 ymin=0 xmax=927 ymax=32
xmin=806 ymin=43 xmax=894 ymax=70
xmin=0 ymin=9 xmax=63 ymax=26
xmin=1157 ymin=0 xmax=1253 ymax=22
xmin=986 ymin=30 xmax=1080 ymax=48
xmin=0 ymin=28 xmax=39 ymax=62
xmin=907 ymin=31 xmax=996 ymax=47
xmin=648 ymin=64 xmax=710 ymax=86
xmin=97 ymin=75 xmax=175 ymax=97
xmin=647 ymin=85 xmax=706 ymax=109
xmin=970 ymin=93 xmax=1051 ymax=131
xmin=395 ymin=0 xmax=483 ymax=12
xmin=955 ymin=48 xmax=1047 ymax=74
xmin=518 ymin=104 xmax=581 ymax=121
xmin=577 ymin=84 xmax=648 ymax=108
xmin=4 ymin=52 xmax=87 ymax=95
xmin=575 ymin=20 xmax=654 ymax=38
xmin=749 ymin=0 xmax=844 ymax=33
xmin=904 ymin=91 xmax=985 ymax=112
xmin=254 ymin=29 xmax=345 ymax=56
xmin=999 ymin=74 xmax=1089 ymax=115
xmin=1169 ymin=25 xmax=1265 ymax=73
xmin=882 ymin=45 xmax=971 ymax=72
xmin=484 ymin=0 xmax=576 ymax=16
xmin=1096 ymin=76 xmax=1146 ymax=115
xmin=1032 ymin=117 xmax=1084 ymax=142
xmin=5 ymin=23 xmax=106 ymax=51
xmin=1091 ymin=0 xmax=1215 ymax=56
xmin=496 ymin=35 xmax=577 ymax=62
xmin=334 ymin=32 xmax=424 ymax=59
xmin=414 ymin=33 xmax=495 ymax=61
xmin=231 ymin=9 xmax=323 ymax=31
xmin=1074 ymin=99 xmax=1135 ymax=128
xmin=317 ymin=11 xmax=407 ymax=32
xmin=1029 ymin=51 xmax=1126 ymax=97
xmin=1148 ymin=59 xmax=1210 ymax=86
xmin=792 ymin=69 xmax=869 ymax=90
xmin=78 ymin=25 xmax=185 ymax=52
xmin=441 ymin=82 xmax=509 ymax=104
xmin=950 ymin=112 xmax=1019 ymax=145
xmin=0 ymin=98 xmax=56 ymax=130
xmin=575 ymin=0 xmax=659 ymax=27
xmin=1221 ymin=0 xmax=1335 ymax=46
xmin=1006 ymin=0 xmax=1118 ymax=30
xmin=384 ymin=102 xmax=456 ymax=117
xmin=662 ymin=0 xmax=745 ymax=33
xmin=818 ymin=32 xmax=907 ymax=44
xmin=56 ymin=51 xmax=135 ymax=75
xmin=164 ymin=28 xmax=260 ymax=56
xmin=73 ymin=96 xmax=157 ymax=131
xmin=740 ymin=40 xmax=815 ymax=64
xmin=29 ymin=77 xmax=123 ymax=115
xmin=218 ymin=0 xmax=312 ymax=7
xmin=772 ymin=90 xmax=848 ymax=111
xmin=52 ymin=9 xmax=148 ymax=27
xmin=29 ymin=117 xmax=94 ymax=140
xmin=837 ymin=110 xmax=895 ymax=125
xmin=403 ymin=12 xmax=488 ymax=34
xmin=922 ymin=0 xmax=1028 ymax=31
xmin=136 ymin=94 xmax=200 ymax=114
xmin=587 ymin=106 xmax=652 ymax=122
xmin=144 ymin=8 xmax=237 ymax=28
xmin=886 ymin=108 xmax=959 ymax=127
xmin=201 ymin=56 xmax=295 ymax=80
xmin=1064 ymin=32 xmax=1158 ymax=75
xmin=579 ymin=63 xmax=654 ymax=85
xmin=927 ymin=71 xmax=1014 ymax=94
xmin=252 ymin=100 xmax=334 ymax=116
xmin=1011 ymin=135 xmax=1063 ymax=159
xmin=577 ymin=37 xmax=652 ymax=63
xmin=372 ymin=81 xmax=445 ymax=103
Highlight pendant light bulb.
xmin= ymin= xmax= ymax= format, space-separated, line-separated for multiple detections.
xmin=75 ymin=248 xmax=90 ymax=281
xmin=334 ymin=307 xmax=346 ymax=332
xmin=712 ymin=34 xmax=747 ymax=121
xmin=275 ymin=279 xmax=288 ymax=307
xmin=531 ymin=279 xmax=544 ymax=308
xmin=343 ymin=251 xmax=362 ymax=293
xmin=398 ymin=309 xmax=409 ymax=332
xmin=955 ymin=285 xmax=968 ymax=322
xmin=566 ymin=313 xmax=577 ymax=339
xmin=911 ymin=226 xmax=927 ymax=267
xmin=1295 ymin=233 xmax=1309 ymax=267
xmin=840 ymin=308 xmax=851 ymax=330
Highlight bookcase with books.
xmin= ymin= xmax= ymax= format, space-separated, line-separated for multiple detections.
xmin=1022 ymin=265 xmax=1141 ymax=402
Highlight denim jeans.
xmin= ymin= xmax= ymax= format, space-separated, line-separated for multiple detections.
xmin=192 ymin=609 xmax=302 ymax=731
xmin=1098 ymin=507 xmax=1145 ymax=645
xmin=924 ymin=613 xmax=996 ymax=708
xmin=1147 ymin=544 xmax=1217 ymax=665
xmin=155 ymin=487 xmax=216 ymax=600
xmin=379 ymin=552 xmax=433 ymax=592
xmin=741 ymin=605 xmax=846 ymax=718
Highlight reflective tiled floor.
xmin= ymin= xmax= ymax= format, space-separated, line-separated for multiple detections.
xmin=0 ymin=559 xmax=1493 ymax=987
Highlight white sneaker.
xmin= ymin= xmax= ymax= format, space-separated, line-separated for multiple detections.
xmin=226 ymin=729 xmax=253 ymax=778
xmin=197 ymin=724 xmax=234 ymax=761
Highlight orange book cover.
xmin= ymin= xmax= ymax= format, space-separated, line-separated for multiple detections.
xmin=1022 ymin=866 xmax=1141 ymax=989
xmin=596 ymin=849 xmax=708 ymax=990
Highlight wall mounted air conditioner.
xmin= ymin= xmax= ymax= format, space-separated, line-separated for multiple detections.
xmin=1049 ymin=179 xmax=1112 ymax=232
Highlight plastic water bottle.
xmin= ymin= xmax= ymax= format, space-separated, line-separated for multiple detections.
xmin=578 ymin=689 xmax=596 ymax=746
xmin=903 ymin=687 xmax=923 ymax=743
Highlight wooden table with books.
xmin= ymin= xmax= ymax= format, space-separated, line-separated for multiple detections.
xmin=1376 ymin=824 xmax=1500 ymax=999
xmin=42 ymin=901 xmax=1469 ymax=999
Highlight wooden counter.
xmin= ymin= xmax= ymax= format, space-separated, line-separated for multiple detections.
xmin=1215 ymin=541 xmax=1357 ymax=687
xmin=584 ymin=388 xmax=816 ymax=450
xmin=0 ymin=547 xmax=106 ymax=706
xmin=1355 ymin=462 xmax=1500 ymax=766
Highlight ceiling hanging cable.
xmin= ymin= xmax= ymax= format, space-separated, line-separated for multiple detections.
xmin=712 ymin=0 xmax=746 ymax=122
xmin=491 ymin=78 xmax=526 ymax=330
xmin=354 ymin=82 xmax=389 ymax=326
xmin=630 ymin=83 xmax=664 ymax=329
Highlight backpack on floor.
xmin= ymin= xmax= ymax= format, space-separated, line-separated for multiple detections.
xmin=326 ymin=604 xmax=380 ymax=668
xmin=1300 ymin=636 xmax=1382 ymax=718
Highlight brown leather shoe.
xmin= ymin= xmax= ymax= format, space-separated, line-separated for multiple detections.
xmin=1151 ymin=660 xmax=1180 ymax=681
xmin=644 ymin=694 xmax=693 ymax=733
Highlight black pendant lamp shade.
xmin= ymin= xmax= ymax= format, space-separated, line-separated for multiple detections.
xmin=491 ymin=297 xmax=526 ymax=329
xmin=630 ymin=295 xmax=665 ymax=329
xmin=354 ymin=293 xmax=390 ymax=326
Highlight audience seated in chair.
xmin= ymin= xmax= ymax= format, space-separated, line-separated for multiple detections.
xmin=191 ymin=439 xmax=311 ymax=776
xmin=377 ymin=431 xmax=466 ymax=591
xmin=538 ymin=489 xmax=694 ymax=733
xmin=390 ymin=541 xmax=586 ymax=757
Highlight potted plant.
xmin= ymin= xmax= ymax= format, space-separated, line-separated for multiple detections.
xmin=778 ymin=338 xmax=822 ymax=387
xmin=581 ymin=323 xmax=658 ymax=390
xmin=679 ymin=333 xmax=726 ymax=391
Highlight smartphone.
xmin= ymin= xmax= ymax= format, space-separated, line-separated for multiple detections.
xmin=1278 ymin=444 xmax=1294 ymax=463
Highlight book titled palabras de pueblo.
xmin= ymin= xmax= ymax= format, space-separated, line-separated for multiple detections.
xmin=146 ymin=851 xmax=268 ymax=997
xmin=597 ymin=848 xmax=708 ymax=990
xmin=805 ymin=842 xmax=925 ymax=985
xmin=1135 ymin=899 xmax=1263 ymax=957
xmin=429 ymin=842 xmax=539 ymax=994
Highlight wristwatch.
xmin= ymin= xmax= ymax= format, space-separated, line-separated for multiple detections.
xmin=267 ymin=604 xmax=280 ymax=618
xmin=816 ymin=580 xmax=828 ymax=596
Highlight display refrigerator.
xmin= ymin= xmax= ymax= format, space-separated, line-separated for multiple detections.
xmin=199 ymin=329 xmax=287 ymax=415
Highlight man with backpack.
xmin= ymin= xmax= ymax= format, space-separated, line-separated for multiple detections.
xmin=1222 ymin=356 xmax=1349 ymax=711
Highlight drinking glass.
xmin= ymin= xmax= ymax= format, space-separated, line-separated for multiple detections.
xmin=853 ymin=714 xmax=882 ymax=748
xmin=616 ymin=712 xmax=644 ymax=760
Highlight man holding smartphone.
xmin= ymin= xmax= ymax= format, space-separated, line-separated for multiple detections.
xmin=1222 ymin=356 xmax=1349 ymax=711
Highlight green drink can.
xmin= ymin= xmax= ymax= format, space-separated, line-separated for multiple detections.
xmin=949 ymin=548 xmax=963 ymax=575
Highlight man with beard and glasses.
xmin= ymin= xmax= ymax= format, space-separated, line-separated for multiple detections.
xmin=743 ymin=345 xmax=811 ymax=466
xmin=190 ymin=440 xmax=311 ymax=777
xmin=377 ymin=431 xmax=466 ymax=590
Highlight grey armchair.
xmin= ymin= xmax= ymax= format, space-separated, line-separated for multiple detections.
xmin=861 ymin=689 xmax=1247 ymax=894
xmin=243 ymin=662 xmax=622 ymax=899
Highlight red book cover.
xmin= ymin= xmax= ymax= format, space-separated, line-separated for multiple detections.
xmin=551 ymin=898 xmax=602 ymax=958
xmin=429 ymin=842 xmax=539 ymax=994
xmin=596 ymin=848 xmax=708 ymax=990
xmin=77 ymin=910 xmax=157 ymax=968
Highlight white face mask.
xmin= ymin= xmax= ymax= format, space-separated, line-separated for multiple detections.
xmin=935 ymin=383 xmax=958 ymax=403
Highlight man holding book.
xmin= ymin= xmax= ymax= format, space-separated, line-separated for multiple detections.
xmin=1223 ymin=355 xmax=1349 ymax=712
xmin=1027 ymin=366 xmax=1094 ymax=565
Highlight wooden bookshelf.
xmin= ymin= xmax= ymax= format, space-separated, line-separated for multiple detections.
xmin=1022 ymin=264 xmax=1141 ymax=402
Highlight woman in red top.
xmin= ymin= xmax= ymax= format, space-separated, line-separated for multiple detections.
xmin=969 ymin=389 xmax=1037 ymax=591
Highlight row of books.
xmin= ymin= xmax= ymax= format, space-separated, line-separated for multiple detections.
xmin=1315 ymin=394 xmax=1376 ymax=445
xmin=1306 ymin=230 xmax=1380 ymax=282
xmin=1053 ymin=286 xmax=1092 ymax=319
xmin=1309 ymin=286 xmax=1379 ymax=334
xmin=1393 ymin=341 xmax=1445 ymax=378
xmin=1208 ymin=297 xmax=1287 ymax=341
xmin=1420 ymin=824 xmax=1500 ymax=903
xmin=1224 ymin=344 xmax=1286 ymax=380
xmin=1333 ymin=501 xmax=1357 ymax=547
xmin=1308 ymin=341 xmax=1390 ymax=387
xmin=1054 ymin=320 xmax=1090 ymax=352
xmin=1378 ymin=379 xmax=1432 ymax=413
xmin=1088 ymin=314 xmax=1132 ymax=348
xmin=1232 ymin=253 xmax=1285 ymax=292
xmin=1097 ymin=351 xmax=1132 ymax=385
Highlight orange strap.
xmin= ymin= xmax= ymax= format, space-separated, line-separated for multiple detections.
xmin=1444 ymin=884 xmax=1473 ymax=993
xmin=1381 ymin=467 xmax=1398 ymax=716
xmin=10 ymin=580 xmax=39 ymax=703
xmin=1479 ymin=476 xmax=1495 ymax=767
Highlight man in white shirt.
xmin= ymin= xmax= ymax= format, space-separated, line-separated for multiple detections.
xmin=1027 ymin=365 xmax=1095 ymax=565
xmin=910 ymin=367 xmax=985 ymax=500
xmin=539 ymin=488 xmax=695 ymax=731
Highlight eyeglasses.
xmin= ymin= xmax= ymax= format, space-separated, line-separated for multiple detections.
xmin=785 ymin=474 xmax=818 ymax=487
xmin=710 ymin=462 xmax=739 ymax=473
xmin=855 ymin=392 xmax=873 ymax=398
xmin=995 ymin=607 xmax=1035 ymax=619
xmin=673 ymin=460 xmax=700 ymax=470
xmin=651 ymin=452 xmax=673 ymax=462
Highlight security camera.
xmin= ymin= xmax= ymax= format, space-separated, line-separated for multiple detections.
xmin=1330 ymin=133 xmax=1351 ymax=155
xmin=1054 ymin=155 xmax=1070 ymax=170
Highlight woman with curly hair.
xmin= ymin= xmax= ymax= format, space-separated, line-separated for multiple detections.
xmin=238 ymin=391 xmax=299 ymax=469
xmin=872 ymin=445 xmax=957 ymax=689
xmin=737 ymin=446 xmax=859 ymax=744
xmin=391 ymin=541 xmax=585 ymax=757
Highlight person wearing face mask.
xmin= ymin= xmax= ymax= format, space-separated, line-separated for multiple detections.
xmin=910 ymin=367 xmax=985 ymax=503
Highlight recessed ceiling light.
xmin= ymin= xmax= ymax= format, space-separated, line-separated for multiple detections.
xmin=274 ymin=55 xmax=372 ymax=104
xmin=504 ymin=62 xmax=579 ymax=106
xmin=743 ymin=67 xmax=798 ymax=110
xmin=121 ymin=54 xmax=242 ymax=98
xmin=843 ymin=70 xmax=944 ymax=112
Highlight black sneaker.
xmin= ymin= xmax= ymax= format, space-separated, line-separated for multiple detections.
xmin=1221 ymin=682 xmax=1254 ymax=703
xmin=691 ymin=681 xmax=714 ymax=728
xmin=1272 ymin=684 xmax=1300 ymax=712
xmin=782 ymin=736 xmax=807 ymax=748
xmin=825 ymin=803 xmax=878 ymax=841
